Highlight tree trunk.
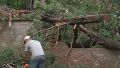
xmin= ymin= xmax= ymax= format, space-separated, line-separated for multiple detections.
xmin=96 ymin=36 xmax=120 ymax=50
xmin=26 ymin=0 xmax=34 ymax=10
xmin=72 ymin=24 xmax=78 ymax=44
xmin=41 ymin=14 xmax=110 ymax=25
xmin=78 ymin=25 xmax=120 ymax=49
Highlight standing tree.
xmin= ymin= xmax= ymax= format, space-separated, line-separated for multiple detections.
xmin=26 ymin=0 xmax=34 ymax=10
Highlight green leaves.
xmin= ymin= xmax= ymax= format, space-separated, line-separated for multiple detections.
xmin=44 ymin=0 xmax=65 ymax=12
xmin=0 ymin=47 xmax=14 ymax=63
xmin=0 ymin=0 xmax=26 ymax=9
xmin=60 ymin=25 xmax=72 ymax=43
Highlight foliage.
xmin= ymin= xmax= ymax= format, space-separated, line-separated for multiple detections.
xmin=0 ymin=47 xmax=14 ymax=63
xmin=46 ymin=0 xmax=64 ymax=10
xmin=30 ymin=0 xmax=120 ymax=47
xmin=57 ymin=0 xmax=99 ymax=16
xmin=0 ymin=0 xmax=26 ymax=9
xmin=0 ymin=46 xmax=23 ymax=68
xmin=76 ymin=64 xmax=89 ymax=68
xmin=59 ymin=25 xmax=73 ymax=43
xmin=41 ymin=0 xmax=100 ymax=44
xmin=97 ymin=1 xmax=120 ymax=41
xmin=34 ymin=0 xmax=42 ymax=9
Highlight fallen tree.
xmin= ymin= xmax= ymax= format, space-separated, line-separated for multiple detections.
xmin=41 ymin=14 xmax=110 ymax=25
xmin=78 ymin=25 xmax=120 ymax=50
xmin=40 ymin=13 xmax=120 ymax=49
xmin=39 ymin=14 xmax=110 ymax=32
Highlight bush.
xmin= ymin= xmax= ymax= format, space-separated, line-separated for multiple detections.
xmin=0 ymin=47 xmax=15 ymax=63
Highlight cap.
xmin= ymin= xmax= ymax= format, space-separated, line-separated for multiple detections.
xmin=24 ymin=36 xmax=31 ymax=40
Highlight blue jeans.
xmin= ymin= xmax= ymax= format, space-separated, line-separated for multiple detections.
xmin=30 ymin=55 xmax=45 ymax=68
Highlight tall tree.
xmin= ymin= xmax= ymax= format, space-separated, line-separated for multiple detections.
xmin=26 ymin=0 xmax=34 ymax=10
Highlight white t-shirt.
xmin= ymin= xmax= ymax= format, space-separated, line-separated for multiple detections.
xmin=25 ymin=40 xmax=45 ymax=59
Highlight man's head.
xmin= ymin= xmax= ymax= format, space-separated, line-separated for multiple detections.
xmin=24 ymin=36 xmax=31 ymax=44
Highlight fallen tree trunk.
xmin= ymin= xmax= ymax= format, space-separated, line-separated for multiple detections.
xmin=41 ymin=14 xmax=110 ymax=25
xmin=39 ymin=14 xmax=110 ymax=33
xmin=96 ymin=36 xmax=120 ymax=50
xmin=78 ymin=25 xmax=120 ymax=49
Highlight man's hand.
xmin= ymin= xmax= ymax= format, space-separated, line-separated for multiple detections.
xmin=24 ymin=64 xmax=29 ymax=68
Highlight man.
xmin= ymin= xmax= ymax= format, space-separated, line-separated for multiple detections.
xmin=23 ymin=36 xmax=45 ymax=68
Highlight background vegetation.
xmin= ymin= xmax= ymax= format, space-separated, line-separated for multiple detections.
xmin=0 ymin=0 xmax=26 ymax=9
xmin=32 ymin=0 xmax=120 ymax=45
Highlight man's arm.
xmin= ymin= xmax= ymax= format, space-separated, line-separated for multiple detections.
xmin=23 ymin=51 xmax=30 ymax=64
